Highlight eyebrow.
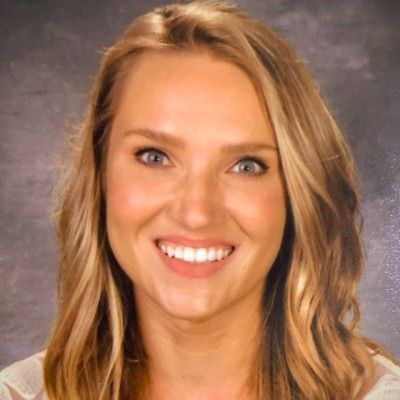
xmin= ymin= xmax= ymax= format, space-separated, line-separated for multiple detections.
xmin=123 ymin=128 xmax=278 ymax=152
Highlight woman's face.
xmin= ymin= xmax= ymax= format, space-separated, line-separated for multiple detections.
xmin=106 ymin=51 xmax=287 ymax=321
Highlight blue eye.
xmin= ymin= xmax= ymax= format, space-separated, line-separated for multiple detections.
xmin=231 ymin=157 xmax=268 ymax=177
xmin=135 ymin=147 xmax=169 ymax=166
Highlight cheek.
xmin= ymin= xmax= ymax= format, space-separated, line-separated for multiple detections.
xmin=105 ymin=162 xmax=168 ymax=275
xmin=106 ymin=165 xmax=164 ymax=222
xmin=228 ymin=180 xmax=287 ymax=234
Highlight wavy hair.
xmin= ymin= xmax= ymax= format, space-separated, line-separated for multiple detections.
xmin=44 ymin=1 xmax=381 ymax=398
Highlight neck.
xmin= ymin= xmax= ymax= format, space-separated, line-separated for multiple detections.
xmin=135 ymin=286 xmax=264 ymax=400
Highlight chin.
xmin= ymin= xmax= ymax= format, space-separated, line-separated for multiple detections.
xmin=152 ymin=286 xmax=226 ymax=323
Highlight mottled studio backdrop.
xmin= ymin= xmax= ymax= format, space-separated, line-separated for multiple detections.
xmin=0 ymin=0 xmax=399 ymax=368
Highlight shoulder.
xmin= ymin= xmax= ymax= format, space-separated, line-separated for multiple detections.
xmin=363 ymin=353 xmax=400 ymax=399
xmin=0 ymin=351 xmax=47 ymax=400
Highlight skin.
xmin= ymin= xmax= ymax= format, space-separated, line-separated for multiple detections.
xmin=105 ymin=50 xmax=287 ymax=399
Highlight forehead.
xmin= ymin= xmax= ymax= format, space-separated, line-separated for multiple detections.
xmin=111 ymin=50 xmax=275 ymax=145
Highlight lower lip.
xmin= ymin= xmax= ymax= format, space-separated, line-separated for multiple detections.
xmin=155 ymin=244 xmax=235 ymax=278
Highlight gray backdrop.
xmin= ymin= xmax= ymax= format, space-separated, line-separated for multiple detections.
xmin=0 ymin=0 xmax=399 ymax=368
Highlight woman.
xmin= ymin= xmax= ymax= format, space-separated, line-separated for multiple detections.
xmin=0 ymin=1 xmax=399 ymax=399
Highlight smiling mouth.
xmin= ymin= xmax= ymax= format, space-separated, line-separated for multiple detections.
xmin=155 ymin=240 xmax=235 ymax=264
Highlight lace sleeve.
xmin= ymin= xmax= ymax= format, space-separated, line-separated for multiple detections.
xmin=363 ymin=354 xmax=400 ymax=399
xmin=0 ymin=352 xmax=47 ymax=400
xmin=363 ymin=374 xmax=400 ymax=399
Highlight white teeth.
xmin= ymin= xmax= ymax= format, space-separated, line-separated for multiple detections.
xmin=183 ymin=247 xmax=195 ymax=262
xmin=157 ymin=242 xmax=233 ymax=264
xmin=167 ymin=245 xmax=174 ymax=257
xmin=175 ymin=247 xmax=183 ymax=259
xmin=207 ymin=248 xmax=217 ymax=262
xmin=195 ymin=248 xmax=208 ymax=263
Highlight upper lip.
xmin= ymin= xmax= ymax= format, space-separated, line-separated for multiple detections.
xmin=155 ymin=235 xmax=237 ymax=249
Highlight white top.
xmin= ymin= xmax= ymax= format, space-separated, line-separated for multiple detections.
xmin=0 ymin=351 xmax=399 ymax=399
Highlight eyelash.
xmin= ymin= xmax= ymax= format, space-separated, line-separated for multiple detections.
xmin=135 ymin=146 xmax=168 ymax=166
xmin=231 ymin=156 xmax=268 ymax=177
xmin=134 ymin=146 xmax=269 ymax=177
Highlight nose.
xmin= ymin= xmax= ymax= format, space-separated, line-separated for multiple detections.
xmin=167 ymin=169 xmax=222 ymax=231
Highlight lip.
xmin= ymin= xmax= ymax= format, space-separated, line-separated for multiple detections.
xmin=153 ymin=236 xmax=237 ymax=279
xmin=154 ymin=235 xmax=237 ymax=249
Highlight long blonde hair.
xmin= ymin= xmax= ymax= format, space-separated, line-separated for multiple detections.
xmin=44 ymin=1 xmax=381 ymax=398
